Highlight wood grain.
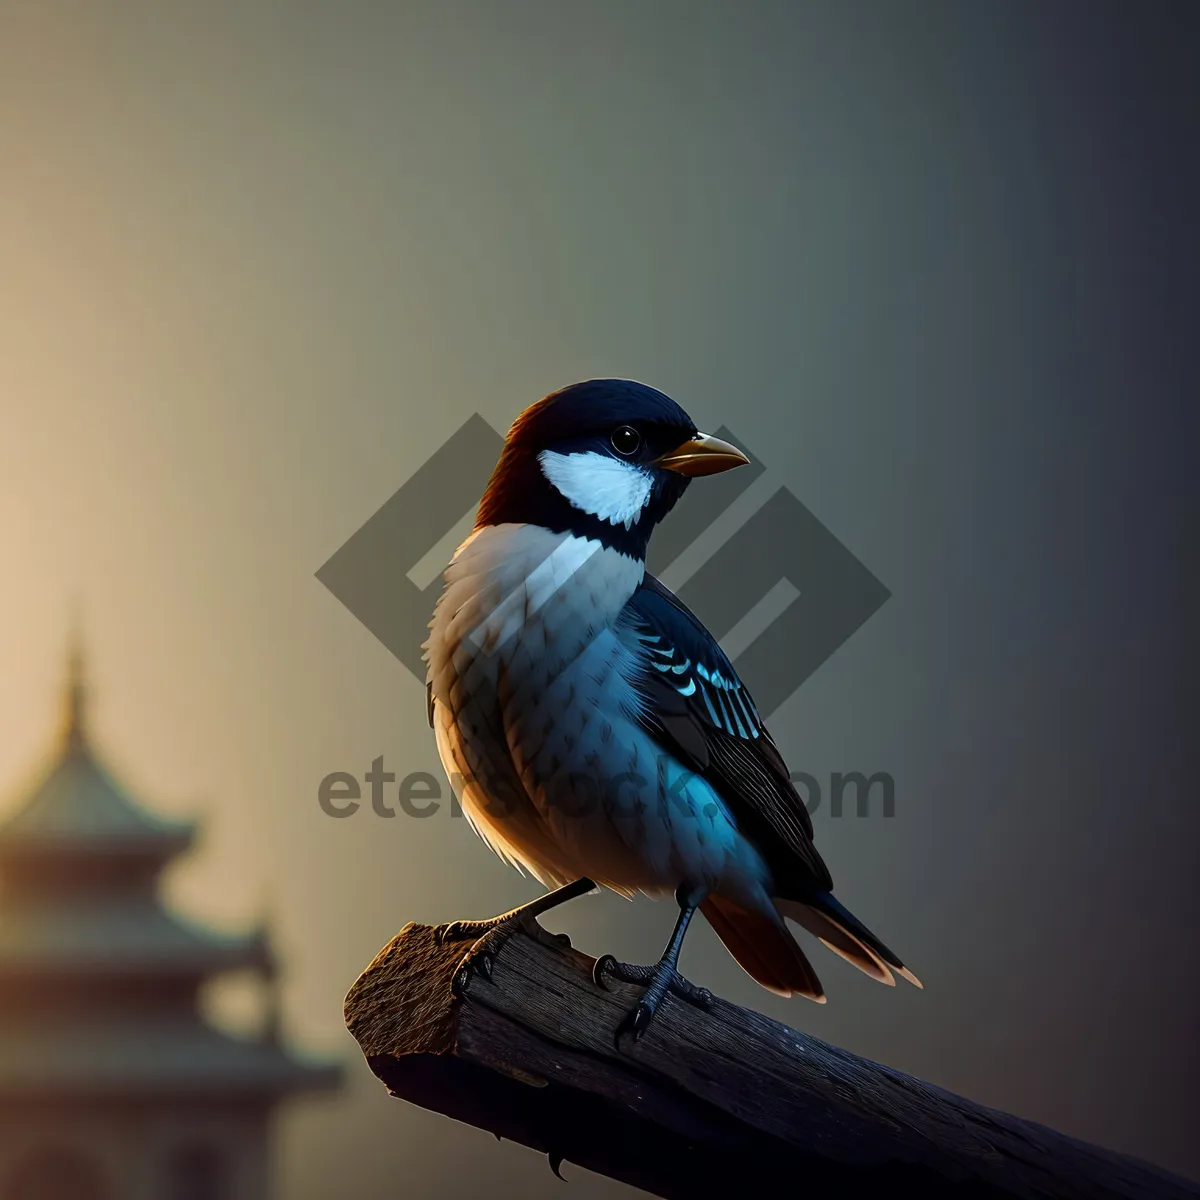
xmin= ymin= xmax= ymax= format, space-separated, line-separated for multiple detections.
xmin=345 ymin=918 xmax=1199 ymax=1200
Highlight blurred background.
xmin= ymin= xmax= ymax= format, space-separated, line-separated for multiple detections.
xmin=0 ymin=1 xmax=1196 ymax=1197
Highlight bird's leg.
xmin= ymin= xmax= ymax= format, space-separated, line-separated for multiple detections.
xmin=435 ymin=877 xmax=596 ymax=993
xmin=594 ymin=882 xmax=713 ymax=1043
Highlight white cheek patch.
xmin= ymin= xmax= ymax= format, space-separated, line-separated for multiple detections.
xmin=538 ymin=450 xmax=654 ymax=529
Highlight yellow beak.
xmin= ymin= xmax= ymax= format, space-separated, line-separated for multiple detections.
xmin=653 ymin=432 xmax=751 ymax=476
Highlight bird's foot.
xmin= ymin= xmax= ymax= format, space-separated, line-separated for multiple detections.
xmin=436 ymin=916 xmax=571 ymax=996
xmin=433 ymin=879 xmax=594 ymax=996
xmin=592 ymin=954 xmax=713 ymax=1044
xmin=433 ymin=915 xmax=509 ymax=946
xmin=592 ymin=955 xmax=713 ymax=1005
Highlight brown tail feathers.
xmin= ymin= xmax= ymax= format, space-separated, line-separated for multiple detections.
xmin=700 ymin=894 xmax=826 ymax=1002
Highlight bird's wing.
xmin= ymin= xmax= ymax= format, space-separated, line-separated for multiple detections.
xmin=619 ymin=573 xmax=832 ymax=894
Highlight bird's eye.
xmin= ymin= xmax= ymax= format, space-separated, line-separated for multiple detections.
xmin=610 ymin=425 xmax=641 ymax=456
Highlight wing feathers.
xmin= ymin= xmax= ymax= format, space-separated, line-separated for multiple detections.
xmin=622 ymin=574 xmax=832 ymax=894
xmin=623 ymin=574 xmax=921 ymax=993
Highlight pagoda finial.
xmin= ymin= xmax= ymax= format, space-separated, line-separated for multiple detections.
xmin=64 ymin=601 xmax=88 ymax=754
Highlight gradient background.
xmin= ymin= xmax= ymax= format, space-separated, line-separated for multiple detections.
xmin=1 ymin=1 xmax=1196 ymax=1196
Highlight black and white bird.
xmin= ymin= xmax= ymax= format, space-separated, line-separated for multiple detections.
xmin=424 ymin=379 xmax=920 ymax=1041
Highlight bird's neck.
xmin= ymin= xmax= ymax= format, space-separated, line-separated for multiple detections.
xmin=442 ymin=523 xmax=646 ymax=649
xmin=475 ymin=455 xmax=661 ymax=560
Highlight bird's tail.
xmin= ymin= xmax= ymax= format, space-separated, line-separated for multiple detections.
xmin=776 ymin=892 xmax=922 ymax=989
xmin=700 ymin=895 xmax=826 ymax=1002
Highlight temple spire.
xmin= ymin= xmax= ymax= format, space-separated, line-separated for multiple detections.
xmin=64 ymin=606 xmax=88 ymax=754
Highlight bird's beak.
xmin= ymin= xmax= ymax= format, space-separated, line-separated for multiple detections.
xmin=653 ymin=432 xmax=751 ymax=476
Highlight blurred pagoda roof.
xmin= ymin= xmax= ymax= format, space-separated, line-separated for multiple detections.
xmin=0 ymin=628 xmax=341 ymax=1103
xmin=0 ymin=629 xmax=194 ymax=857
xmin=0 ymin=748 xmax=196 ymax=852
xmin=0 ymin=1017 xmax=340 ymax=1099
xmin=0 ymin=896 xmax=269 ymax=975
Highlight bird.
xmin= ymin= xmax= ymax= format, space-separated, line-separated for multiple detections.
xmin=423 ymin=379 xmax=920 ymax=1042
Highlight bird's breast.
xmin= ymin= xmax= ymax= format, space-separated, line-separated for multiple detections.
xmin=424 ymin=523 xmax=772 ymax=902
xmin=426 ymin=523 xmax=645 ymax=689
xmin=422 ymin=523 xmax=647 ymax=886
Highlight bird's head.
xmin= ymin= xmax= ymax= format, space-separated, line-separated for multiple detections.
xmin=476 ymin=379 xmax=749 ymax=559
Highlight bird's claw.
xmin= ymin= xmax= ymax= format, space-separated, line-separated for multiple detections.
xmin=592 ymin=957 xmax=711 ymax=1007
xmin=436 ymin=881 xmax=594 ymax=996
xmin=548 ymin=1151 xmax=566 ymax=1181
xmin=594 ymin=956 xmax=713 ymax=1045
xmin=452 ymin=949 xmax=494 ymax=996
xmin=434 ymin=918 xmax=491 ymax=947
xmin=450 ymin=926 xmax=514 ymax=996
xmin=592 ymin=953 xmax=618 ymax=990
xmin=616 ymin=1000 xmax=655 ymax=1044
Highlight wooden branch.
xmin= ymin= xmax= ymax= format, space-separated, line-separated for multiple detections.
xmin=345 ymin=917 xmax=1198 ymax=1200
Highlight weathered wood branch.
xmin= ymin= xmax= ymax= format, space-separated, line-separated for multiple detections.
xmin=345 ymin=917 xmax=1197 ymax=1200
